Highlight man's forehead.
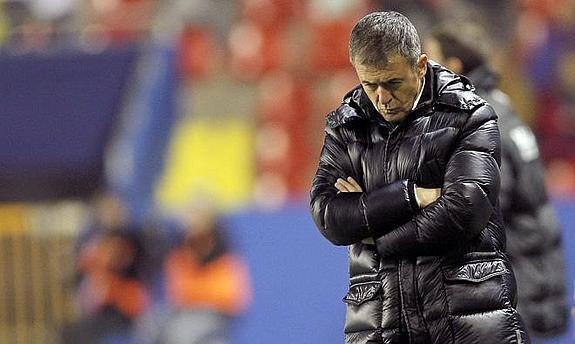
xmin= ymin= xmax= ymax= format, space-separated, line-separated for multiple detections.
xmin=357 ymin=53 xmax=411 ymax=70
xmin=355 ymin=61 xmax=410 ymax=81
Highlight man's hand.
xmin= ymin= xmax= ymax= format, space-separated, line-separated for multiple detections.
xmin=415 ymin=187 xmax=441 ymax=208
xmin=335 ymin=177 xmax=363 ymax=193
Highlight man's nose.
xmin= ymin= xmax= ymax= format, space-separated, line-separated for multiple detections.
xmin=376 ymin=86 xmax=392 ymax=105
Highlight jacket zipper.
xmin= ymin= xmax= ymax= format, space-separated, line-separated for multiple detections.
xmin=383 ymin=125 xmax=413 ymax=340
xmin=413 ymin=261 xmax=431 ymax=341
xmin=398 ymin=259 xmax=411 ymax=342
xmin=382 ymin=125 xmax=396 ymax=185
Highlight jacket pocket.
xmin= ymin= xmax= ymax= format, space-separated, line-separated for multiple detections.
xmin=343 ymin=281 xmax=381 ymax=306
xmin=443 ymin=259 xmax=506 ymax=283
xmin=343 ymin=281 xmax=383 ymax=334
xmin=442 ymin=259 xmax=511 ymax=315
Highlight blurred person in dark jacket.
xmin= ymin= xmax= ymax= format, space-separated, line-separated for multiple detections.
xmin=62 ymin=192 xmax=150 ymax=344
xmin=425 ymin=23 xmax=569 ymax=340
xmin=310 ymin=11 xmax=530 ymax=343
xmin=63 ymin=230 xmax=150 ymax=344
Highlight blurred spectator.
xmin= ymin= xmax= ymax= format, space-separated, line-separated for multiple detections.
xmin=61 ymin=192 xmax=150 ymax=344
xmin=2 ymin=2 xmax=61 ymax=52
xmin=426 ymin=22 xmax=570 ymax=339
xmin=0 ymin=0 xmax=160 ymax=52
xmin=136 ymin=197 xmax=252 ymax=344
xmin=78 ymin=0 xmax=158 ymax=44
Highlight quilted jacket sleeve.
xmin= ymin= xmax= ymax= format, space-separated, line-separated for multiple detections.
xmin=375 ymin=104 xmax=501 ymax=256
xmin=310 ymin=119 xmax=418 ymax=246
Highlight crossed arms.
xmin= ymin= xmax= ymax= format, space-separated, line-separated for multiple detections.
xmin=335 ymin=177 xmax=440 ymax=245
xmin=310 ymin=106 xmax=501 ymax=257
xmin=335 ymin=176 xmax=440 ymax=208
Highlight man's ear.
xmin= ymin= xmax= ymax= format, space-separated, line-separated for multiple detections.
xmin=417 ymin=54 xmax=428 ymax=78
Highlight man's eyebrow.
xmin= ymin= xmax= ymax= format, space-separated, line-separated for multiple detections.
xmin=362 ymin=78 xmax=402 ymax=84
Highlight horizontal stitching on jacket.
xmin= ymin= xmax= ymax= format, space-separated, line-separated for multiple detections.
xmin=344 ymin=327 xmax=399 ymax=335
xmin=448 ymin=306 xmax=513 ymax=318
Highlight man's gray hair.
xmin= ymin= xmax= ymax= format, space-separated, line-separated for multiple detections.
xmin=349 ymin=11 xmax=421 ymax=69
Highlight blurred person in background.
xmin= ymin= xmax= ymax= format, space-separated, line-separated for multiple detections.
xmin=0 ymin=0 xmax=160 ymax=51
xmin=425 ymin=23 xmax=569 ymax=340
xmin=62 ymin=192 xmax=150 ymax=344
xmin=0 ymin=0 xmax=72 ymax=51
xmin=310 ymin=11 xmax=530 ymax=343
xmin=136 ymin=196 xmax=252 ymax=344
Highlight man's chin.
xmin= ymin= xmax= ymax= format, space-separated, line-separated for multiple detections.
xmin=381 ymin=111 xmax=407 ymax=123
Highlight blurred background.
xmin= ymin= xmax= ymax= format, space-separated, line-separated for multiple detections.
xmin=0 ymin=0 xmax=573 ymax=343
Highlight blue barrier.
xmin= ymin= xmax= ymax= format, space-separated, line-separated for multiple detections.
xmin=226 ymin=206 xmax=348 ymax=344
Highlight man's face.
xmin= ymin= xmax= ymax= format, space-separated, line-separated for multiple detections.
xmin=354 ymin=54 xmax=427 ymax=123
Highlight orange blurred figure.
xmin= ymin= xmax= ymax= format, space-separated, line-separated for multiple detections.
xmin=154 ymin=197 xmax=252 ymax=344
xmin=164 ymin=201 xmax=251 ymax=316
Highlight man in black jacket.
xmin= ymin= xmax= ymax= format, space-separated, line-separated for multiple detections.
xmin=310 ymin=11 xmax=530 ymax=343
xmin=426 ymin=23 xmax=569 ymax=340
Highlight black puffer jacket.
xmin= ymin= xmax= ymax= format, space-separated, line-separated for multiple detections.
xmin=310 ymin=62 xmax=530 ymax=343
xmin=468 ymin=66 xmax=569 ymax=338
